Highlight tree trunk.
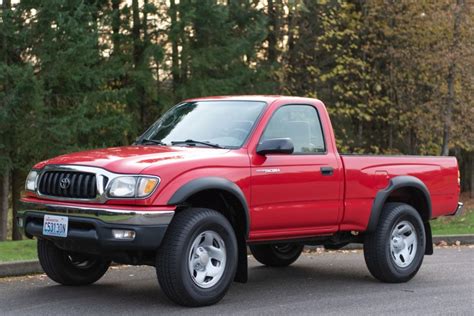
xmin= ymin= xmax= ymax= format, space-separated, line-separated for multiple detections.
xmin=140 ymin=0 xmax=149 ymax=128
xmin=179 ymin=1 xmax=188 ymax=86
xmin=282 ymin=3 xmax=295 ymax=94
xmin=131 ymin=0 xmax=146 ymax=129
xmin=170 ymin=0 xmax=180 ymax=96
xmin=2 ymin=0 xmax=11 ymax=63
xmin=143 ymin=0 xmax=149 ymax=46
xmin=441 ymin=63 xmax=455 ymax=156
xmin=111 ymin=0 xmax=121 ymax=54
xmin=409 ymin=129 xmax=418 ymax=155
xmin=471 ymin=152 xmax=474 ymax=199
xmin=131 ymin=0 xmax=141 ymax=67
xmin=11 ymin=168 xmax=22 ymax=240
xmin=357 ymin=122 xmax=363 ymax=149
xmin=441 ymin=0 xmax=464 ymax=156
xmin=1 ymin=0 xmax=12 ymax=241
xmin=0 ymin=171 xmax=9 ymax=241
xmin=388 ymin=124 xmax=393 ymax=150
xmin=267 ymin=0 xmax=278 ymax=63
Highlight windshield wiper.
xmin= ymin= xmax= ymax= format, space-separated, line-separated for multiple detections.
xmin=171 ymin=139 xmax=223 ymax=148
xmin=140 ymin=138 xmax=167 ymax=146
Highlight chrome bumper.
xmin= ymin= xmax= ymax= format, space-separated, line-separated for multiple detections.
xmin=449 ymin=202 xmax=464 ymax=217
xmin=18 ymin=202 xmax=174 ymax=226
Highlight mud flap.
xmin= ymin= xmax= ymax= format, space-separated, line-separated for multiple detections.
xmin=424 ymin=221 xmax=433 ymax=255
xmin=234 ymin=235 xmax=248 ymax=283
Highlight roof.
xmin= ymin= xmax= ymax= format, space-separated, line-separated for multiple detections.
xmin=183 ymin=95 xmax=322 ymax=105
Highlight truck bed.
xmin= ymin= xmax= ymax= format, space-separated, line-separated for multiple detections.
xmin=339 ymin=155 xmax=459 ymax=231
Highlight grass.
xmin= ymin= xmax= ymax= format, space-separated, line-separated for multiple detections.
xmin=431 ymin=208 xmax=474 ymax=236
xmin=431 ymin=195 xmax=474 ymax=235
xmin=0 ymin=239 xmax=37 ymax=263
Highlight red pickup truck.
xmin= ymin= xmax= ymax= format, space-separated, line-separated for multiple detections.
xmin=19 ymin=96 xmax=462 ymax=306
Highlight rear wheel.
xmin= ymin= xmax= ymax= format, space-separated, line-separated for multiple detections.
xmin=364 ymin=203 xmax=426 ymax=283
xmin=37 ymin=239 xmax=110 ymax=286
xmin=249 ymin=243 xmax=304 ymax=267
xmin=156 ymin=208 xmax=238 ymax=307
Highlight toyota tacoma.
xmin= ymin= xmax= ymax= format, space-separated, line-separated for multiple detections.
xmin=18 ymin=96 xmax=463 ymax=306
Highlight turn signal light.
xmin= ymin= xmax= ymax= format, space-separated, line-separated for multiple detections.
xmin=138 ymin=178 xmax=159 ymax=196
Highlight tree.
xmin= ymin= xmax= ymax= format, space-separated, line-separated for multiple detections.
xmin=283 ymin=1 xmax=374 ymax=152
xmin=0 ymin=0 xmax=45 ymax=240
xmin=0 ymin=0 xmax=135 ymax=239
xmin=0 ymin=0 xmax=12 ymax=241
xmin=441 ymin=0 xmax=466 ymax=156
xmin=167 ymin=0 xmax=270 ymax=99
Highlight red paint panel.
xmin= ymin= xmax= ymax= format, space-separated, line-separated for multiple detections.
xmin=341 ymin=155 xmax=460 ymax=228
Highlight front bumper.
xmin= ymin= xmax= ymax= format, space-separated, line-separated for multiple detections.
xmin=18 ymin=201 xmax=175 ymax=255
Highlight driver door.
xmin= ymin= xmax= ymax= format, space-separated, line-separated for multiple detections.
xmin=249 ymin=104 xmax=343 ymax=240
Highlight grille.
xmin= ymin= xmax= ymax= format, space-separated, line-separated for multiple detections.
xmin=38 ymin=171 xmax=98 ymax=199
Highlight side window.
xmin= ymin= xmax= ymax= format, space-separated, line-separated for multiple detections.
xmin=261 ymin=105 xmax=326 ymax=154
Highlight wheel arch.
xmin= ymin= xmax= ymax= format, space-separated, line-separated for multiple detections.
xmin=367 ymin=175 xmax=432 ymax=233
xmin=167 ymin=177 xmax=250 ymax=283
xmin=167 ymin=177 xmax=250 ymax=236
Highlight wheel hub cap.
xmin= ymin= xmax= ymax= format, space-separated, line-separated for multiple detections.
xmin=195 ymin=247 xmax=209 ymax=268
xmin=390 ymin=220 xmax=418 ymax=268
xmin=188 ymin=230 xmax=226 ymax=288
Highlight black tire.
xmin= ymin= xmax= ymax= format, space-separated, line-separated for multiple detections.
xmin=364 ymin=202 xmax=426 ymax=283
xmin=37 ymin=239 xmax=110 ymax=286
xmin=249 ymin=243 xmax=304 ymax=267
xmin=156 ymin=208 xmax=238 ymax=307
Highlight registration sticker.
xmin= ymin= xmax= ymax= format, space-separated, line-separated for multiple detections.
xmin=43 ymin=215 xmax=68 ymax=238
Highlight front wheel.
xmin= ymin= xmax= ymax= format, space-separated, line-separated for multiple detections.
xmin=364 ymin=203 xmax=426 ymax=283
xmin=37 ymin=239 xmax=110 ymax=285
xmin=156 ymin=208 xmax=238 ymax=307
xmin=249 ymin=243 xmax=304 ymax=267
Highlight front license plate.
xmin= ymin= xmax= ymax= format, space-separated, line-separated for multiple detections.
xmin=43 ymin=215 xmax=69 ymax=238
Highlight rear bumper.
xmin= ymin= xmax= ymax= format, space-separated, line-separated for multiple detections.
xmin=17 ymin=201 xmax=175 ymax=255
xmin=448 ymin=202 xmax=464 ymax=217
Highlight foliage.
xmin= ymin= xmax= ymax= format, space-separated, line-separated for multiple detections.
xmin=168 ymin=0 xmax=271 ymax=100
xmin=0 ymin=0 xmax=473 ymax=240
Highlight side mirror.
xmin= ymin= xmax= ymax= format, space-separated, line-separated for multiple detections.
xmin=256 ymin=138 xmax=294 ymax=155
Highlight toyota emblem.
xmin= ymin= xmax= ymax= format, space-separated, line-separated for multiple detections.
xmin=59 ymin=177 xmax=71 ymax=190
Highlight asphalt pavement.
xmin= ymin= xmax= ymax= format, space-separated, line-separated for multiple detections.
xmin=0 ymin=247 xmax=473 ymax=315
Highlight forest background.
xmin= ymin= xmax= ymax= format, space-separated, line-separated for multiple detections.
xmin=0 ymin=0 xmax=472 ymax=240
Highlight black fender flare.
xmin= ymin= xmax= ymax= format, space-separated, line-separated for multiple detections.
xmin=367 ymin=175 xmax=432 ymax=232
xmin=167 ymin=177 xmax=251 ymax=238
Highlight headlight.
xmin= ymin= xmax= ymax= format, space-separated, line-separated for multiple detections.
xmin=107 ymin=176 xmax=159 ymax=198
xmin=25 ymin=170 xmax=39 ymax=191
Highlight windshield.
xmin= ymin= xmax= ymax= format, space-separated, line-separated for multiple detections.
xmin=138 ymin=101 xmax=266 ymax=148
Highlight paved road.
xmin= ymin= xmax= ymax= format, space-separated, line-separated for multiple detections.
xmin=1 ymin=248 xmax=473 ymax=315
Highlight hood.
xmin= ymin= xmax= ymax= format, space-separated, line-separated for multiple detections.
xmin=34 ymin=146 xmax=231 ymax=174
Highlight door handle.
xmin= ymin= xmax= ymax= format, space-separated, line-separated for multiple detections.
xmin=320 ymin=166 xmax=334 ymax=176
